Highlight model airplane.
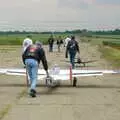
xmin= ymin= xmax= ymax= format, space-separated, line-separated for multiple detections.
xmin=65 ymin=58 xmax=97 ymax=67
xmin=0 ymin=65 xmax=120 ymax=87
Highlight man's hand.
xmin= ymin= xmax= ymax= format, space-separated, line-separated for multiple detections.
xmin=77 ymin=58 xmax=82 ymax=63
xmin=77 ymin=53 xmax=80 ymax=59
xmin=65 ymin=54 xmax=68 ymax=58
xmin=46 ymin=70 xmax=50 ymax=77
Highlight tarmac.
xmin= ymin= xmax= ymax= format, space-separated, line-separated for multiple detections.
xmin=0 ymin=42 xmax=120 ymax=120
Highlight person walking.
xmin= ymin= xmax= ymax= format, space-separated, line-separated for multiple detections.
xmin=22 ymin=41 xmax=50 ymax=97
xmin=48 ymin=35 xmax=54 ymax=52
xmin=56 ymin=36 xmax=63 ymax=52
xmin=65 ymin=36 xmax=80 ymax=69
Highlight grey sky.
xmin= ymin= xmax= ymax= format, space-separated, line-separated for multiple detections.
xmin=0 ymin=0 xmax=120 ymax=31
xmin=95 ymin=0 xmax=120 ymax=5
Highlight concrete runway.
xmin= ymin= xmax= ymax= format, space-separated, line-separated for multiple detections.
xmin=0 ymin=42 xmax=120 ymax=120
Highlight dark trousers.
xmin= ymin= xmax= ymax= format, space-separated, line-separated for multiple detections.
xmin=69 ymin=51 xmax=76 ymax=69
xmin=49 ymin=44 xmax=53 ymax=52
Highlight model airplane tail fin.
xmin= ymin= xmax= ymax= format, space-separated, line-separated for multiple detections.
xmin=70 ymin=64 xmax=72 ymax=81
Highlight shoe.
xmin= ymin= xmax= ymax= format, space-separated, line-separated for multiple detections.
xmin=29 ymin=89 xmax=36 ymax=97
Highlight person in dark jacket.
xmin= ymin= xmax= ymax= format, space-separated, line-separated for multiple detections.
xmin=22 ymin=41 xmax=49 ymax=97
xmin=56 ymin=36 xmax=63 ymax=52
xmin=48 ymin=35 xmax=54 ymax=52
xmin=65 ymin=36 xmax=80 ymax=69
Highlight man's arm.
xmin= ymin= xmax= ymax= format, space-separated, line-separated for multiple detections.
xmin=22 ymin=52 xmax=26 ymax=65
xmin=76 ymin=41 xmax=80 ymax=53
xmin=75 ymin=41 xmax=81 ymax=59
xmin=41 ymin=56 xmax=48 ymax=71
xmin=40 ymin=49 xmax=49 ymax=75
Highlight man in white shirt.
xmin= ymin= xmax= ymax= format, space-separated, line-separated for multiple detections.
xmin=22 ymin=35 xmax=33 ymax=53
xmin=64 ymin=36 xmax=71 ymax=47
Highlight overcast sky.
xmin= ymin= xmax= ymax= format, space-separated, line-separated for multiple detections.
xmin=0 ymin=0 xmax=120 ymax=31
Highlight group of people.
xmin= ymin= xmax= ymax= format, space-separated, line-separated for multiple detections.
xmin=22 ymin=34 xmax=80 ymax=97
xmin=48 ymin=35 xmax=80 ymax=68
xmin=48 ymin=35 xmax=63 ymax=52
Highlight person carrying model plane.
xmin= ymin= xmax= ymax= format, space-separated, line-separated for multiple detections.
xmin=65 ymin=35 xmax=80 ymax=69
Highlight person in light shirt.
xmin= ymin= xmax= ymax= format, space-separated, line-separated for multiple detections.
xmin=22 ymin=35 xmax=33 ymax=53
xmin=64 ymin=36 xmax=71 ymax=47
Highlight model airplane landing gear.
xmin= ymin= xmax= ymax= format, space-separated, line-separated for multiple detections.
xmin=73 ymin=77 xmax=77 ymax=87
xmin=45 ymin=76 xmax=53 ymax=87
xmin=45 ymin=76 xmax=60 ymax=88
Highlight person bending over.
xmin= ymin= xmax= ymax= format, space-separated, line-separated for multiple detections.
xmin=22 ymin=41 xmax=50 ymax=97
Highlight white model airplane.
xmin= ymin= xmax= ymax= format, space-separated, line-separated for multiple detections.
xmin=0 ymin=65 xmax=120 ymax=87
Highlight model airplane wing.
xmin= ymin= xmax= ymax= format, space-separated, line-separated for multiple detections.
xmin=0 ymin=67 xmax=119 ymax=81
xmin=64 ymin=59 xmax=98 ymax=67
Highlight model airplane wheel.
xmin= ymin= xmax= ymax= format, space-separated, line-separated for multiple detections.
xmin=73 ymin=77 xmax=77 ymax=87
xmin=45 ymin=76 xmax=53 ymax=87
xmin=45 ymin=76 xmax=60 ymax=88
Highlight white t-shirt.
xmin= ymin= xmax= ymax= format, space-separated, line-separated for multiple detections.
xmin=64 ymin=37 xmax=71 ymax=47
xmin=22 ymin=38 xmax=33 ymax=53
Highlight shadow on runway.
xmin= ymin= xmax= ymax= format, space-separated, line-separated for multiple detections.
xmin=0 ymin=83 xmax=120 ymax=89
xmin=37 ymin=87 xmax=60 ymax=95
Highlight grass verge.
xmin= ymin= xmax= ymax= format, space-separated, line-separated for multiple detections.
xmin=0 ymin=104 xmax=12 ymax=120
xmin=99 ymin=45 xmax=120 ymax=68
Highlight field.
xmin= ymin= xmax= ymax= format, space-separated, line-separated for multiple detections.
xmin=79 ymin=35 xmax=120 ymax=67
xmin=92 ymin=34 xmax=120 ymax=39
xmin=0 ymin=33 xmax=120 ymax=67
xmin=0 ymin=33 xmax=68 ymax=45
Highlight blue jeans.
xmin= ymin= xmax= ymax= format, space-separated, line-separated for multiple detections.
xmin=69 ymin=51 xmax=76 ymax=69
xmin=25 ymin=59 xmax=38 ymax=90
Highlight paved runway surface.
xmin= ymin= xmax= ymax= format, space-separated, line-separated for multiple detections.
xmin=0 ymin=42 xmax=120 ymax=120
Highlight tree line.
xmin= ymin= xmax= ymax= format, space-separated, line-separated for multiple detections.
xmin=0 ymin=29 xmax=120 ymax=35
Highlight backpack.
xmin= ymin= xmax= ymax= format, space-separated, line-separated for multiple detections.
xmin=68 ymin=40 xmax=77 ymax=51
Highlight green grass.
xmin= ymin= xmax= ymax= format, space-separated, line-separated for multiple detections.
xmin=0 ymin=34 xmax=50 ymax=45
xmin=80 ymin=36 xmax=120 ymax=46
xmin=80 ymin=36 xmax=120 ymax=67
xmin=102 ymin=40 xmax=120 ymax=48
xmin=0 ymin=33 xmax=69 ymax=45
xmin=0 ymin=104 xmax=11 ymax=120
xmin=99 ymin=46 xmax=120 ymax=68
xmin=92 ymin=35 xmax=120 ymax=39
xmin=80 ymin=37 xmax=105 ymax=45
